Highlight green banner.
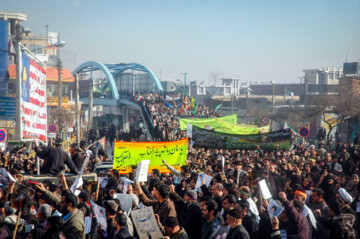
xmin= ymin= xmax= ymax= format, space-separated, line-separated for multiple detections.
xmin=192 ymin=126 xmax=292 ymax=150
xmin=179 ymin=114 xmax=237 ymax=130
xmin=180 ymin=114 xmax=270 ymax=135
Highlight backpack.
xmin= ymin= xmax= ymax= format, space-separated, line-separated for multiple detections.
xmin=332 ymin=213 xmax=356 ymax=239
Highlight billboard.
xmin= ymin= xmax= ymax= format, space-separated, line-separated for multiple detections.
xmin=20 ymin=46 xmax=47 ymax=143
xmin=0 ymin=97 xmax=16 ymax=120
xmin=343 ymin=62 xmax=359 ymax=76
xmin=0 ymin=20 xmax=8 ymax=96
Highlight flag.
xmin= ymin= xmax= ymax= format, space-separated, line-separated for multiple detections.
xmin=190 ymin=97 xmax=195 ymax=108
xmin=163 ymin=100 xmax=174 ymax=108
xmin=215 ymin=103 xmax=222 ymax=110
xmin=180 ymin=103 xmax=183 ymax=115
xmin=136 ymin=95 xmax=143 ymax=101
xmin=193 ymin=102 xmax=197 ymax=115
xmin=284 ymin=122 xmax=298 ymax=135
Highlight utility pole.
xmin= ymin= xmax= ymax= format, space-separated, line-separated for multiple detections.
xmin=181 ymin=72 xmax=187 ymax=95
xmin=304 ymin=76 xmax=308 ymax=125
xmin=75 ymin=74 xmax=80 ymax=145
xmin=88 ymin=80 xmax=93 ymax=130
xmin=272 ymin=82 xmax=276 ymax=115
xmin=15 ymin=23 xmax=21 ymax=140
xmin=231 ymin=94 xmax=234 ymax=114
xmin=57 ymin=33 xmax=62 ymax=110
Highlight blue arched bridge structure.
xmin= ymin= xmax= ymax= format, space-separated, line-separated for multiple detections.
xmin=72 ymin=61 xmax=164 ymax=140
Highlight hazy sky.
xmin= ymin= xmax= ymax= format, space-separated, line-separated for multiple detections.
xmin=3 ymin=0 xmax=360 ymax=84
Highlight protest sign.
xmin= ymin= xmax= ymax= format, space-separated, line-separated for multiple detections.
xmin=136 ymin=160 xmax=150 ymax=182
xmin=267 ymin=199 xmax=283 ymax=219
xmin=87 ymin=181 xmax=100 ymax=202
xmin=259 ymin=179 xmax=272 ymax=200
xmin=114 ymin=194 xmax=133 ymax=215
xmin=70 ymin=175 xmax=83 ymax=193
xmin=195 ymin=172 xmax=213 ymax=193
xmin=113 ymin=138 xmax=187 ymax=174
xmin=119 ymin=177 xmax=133 ymax=194
xmin=186 ymin=123 xmax=193 ymax=138
xmin=99 ymin=177 xmax=108 ymax=188
xmin=85 ymin=215 xmax=92 ymax=235
xmin=91 ymin=202 xmax=107 ymax=230
xmin=131 ymin=206 xmax=163 ymax=239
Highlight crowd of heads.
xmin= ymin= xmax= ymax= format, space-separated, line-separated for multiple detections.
xmin=0 ymin=92 xmax=359 ymax=238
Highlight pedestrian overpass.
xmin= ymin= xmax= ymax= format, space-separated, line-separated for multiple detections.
xmin=72 ymin=61 xmax=164 ymax=140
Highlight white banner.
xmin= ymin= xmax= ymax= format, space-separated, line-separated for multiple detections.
xmin=20 ymin=45 xmax=47 ymax=143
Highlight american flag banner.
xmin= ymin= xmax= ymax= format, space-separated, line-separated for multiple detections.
xmin=20 ymin=47 xmax=47 ymax=143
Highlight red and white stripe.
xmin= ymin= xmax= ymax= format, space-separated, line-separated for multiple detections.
xmin=21 ymin=57 xmax=47 ymax=142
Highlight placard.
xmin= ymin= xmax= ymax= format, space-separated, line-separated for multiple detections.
xmin=267 ymin=199 xmax=283 ymax=219
xmin=130 ymin=206 xmax=163 ymax=239
xmin=259 ymin=179 xmax=272 ymax=200
xmin=136 ymin=160 xmax=150 ymax=183
xmin=91 ymin=202 xmax=107 ymax=230
xmin=195 ymin=172 xmax=213 ymax=193
xmin=114 ymin=193 xmax=133 ymax=215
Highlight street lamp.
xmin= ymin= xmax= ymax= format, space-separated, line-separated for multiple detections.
xmin=55 ymin=36 xmax=66 ymax=110
xmin=271 ymin=81 xmax=276 ymax=114
xmin=181 ymin=72 xmax=187 ymax=95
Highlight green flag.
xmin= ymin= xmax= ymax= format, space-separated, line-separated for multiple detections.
xmin=193 ymin=102 xmax=197 ymax=115
xmin=215 ymin=103 xmax=222 ymax=110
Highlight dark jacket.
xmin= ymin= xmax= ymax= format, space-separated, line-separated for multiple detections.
xmin=226 ymin=224 xmax=250 ymax=239
xmin=71 ymin=153 xmax=83 ymax=171
xmin=35 ymin=146 xmax=79 ymax=175
xmin=169 ymin=191 xmax=203 ymax=239
xmin=114 ymin=227 xmax=131 ymax=239
xmin=200 ymin=217 xmax=220 ymax=239
xmin=242 ymin=214 xmax=259 ymax=239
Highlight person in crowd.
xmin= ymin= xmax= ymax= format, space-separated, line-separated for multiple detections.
xmin=133 ymin=181 xmax=177 ymax=224
xmin=225 ymin=207 xmax=250 ymax=239
xmin=200 ymin=200 xmax=220 ymax=239
xmin=69 ymin=143 xmax=83 ymax=171
xmin=34 ymin=139 xmax=79 ymax=175
xmin=35 ymin=183 xmax=85 ymax=239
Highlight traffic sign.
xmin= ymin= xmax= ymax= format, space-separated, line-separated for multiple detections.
xmin=49 ymin=124 xmax=57 ymax=133
xmin=261 ymin=116 xmax=270 ymax=125
xmin=299 ymin=127 xmax=309 ymax=137
xmin=48 ymin=133 xmax=56 ymax=138
xmin=244 ymin=110 xmax=252 ymax=117
xmin=0 ymin=129 xmax=6 ymax=143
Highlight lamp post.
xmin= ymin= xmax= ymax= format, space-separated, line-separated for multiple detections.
xmin=271 ymin=81 xmax=276 ymax=115
xmin=54 ymin=35 xmax=66 ymax=110
xmin=181 ymin=72 xmax=187 ymax=95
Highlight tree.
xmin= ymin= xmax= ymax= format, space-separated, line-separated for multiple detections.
xmin=310 ymin=77 xmax=360 ymax=141
xmin=48 ymin=108 xmax=75 ymax=134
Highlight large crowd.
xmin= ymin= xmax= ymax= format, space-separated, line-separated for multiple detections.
xmin=0 ymin=92 xmax=359 ymax=239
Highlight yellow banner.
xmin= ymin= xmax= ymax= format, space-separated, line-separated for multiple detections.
xmin=113 ymin=138 xmax=188 ymax=174
xmin=179 ymin=114 xmax=237 ymax=130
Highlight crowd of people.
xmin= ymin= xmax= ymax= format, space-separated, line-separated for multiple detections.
xmin=0 ymin=92 xmax=359 ymax=239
